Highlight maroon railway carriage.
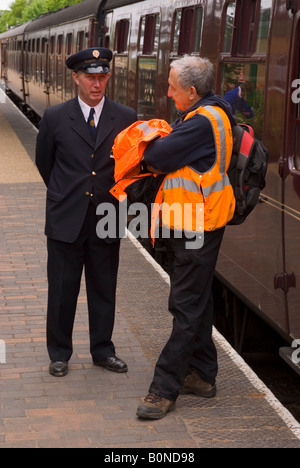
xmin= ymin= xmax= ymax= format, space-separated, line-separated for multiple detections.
xmin=1 ymin=0 xmax=300 ymax=370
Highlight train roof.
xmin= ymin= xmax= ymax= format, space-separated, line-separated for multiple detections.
xmin=0 ymin=0 xmax=105 ymax=38
xmin=25 ymin=0 xmax=104 ymax=32
xmin=0 ymin=0 xmax=144 ymax=40
xmin=0 ymin=21 xmax=30 ymax=40
xmin=103 ymin=0 xmax=145 ymax=9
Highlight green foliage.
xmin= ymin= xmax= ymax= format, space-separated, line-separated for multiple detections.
xmin=0 ymin=0 xmax=82 ymax=33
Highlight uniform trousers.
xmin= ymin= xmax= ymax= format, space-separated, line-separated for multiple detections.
xmin=149 ymin=228 xmax=225 ymax=401
xmin=46 ymin=202 xmax=120 ymax=362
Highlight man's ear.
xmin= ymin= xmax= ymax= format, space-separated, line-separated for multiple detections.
xmin=72 ymin=71 xmax=80 ymax=85
xmin=189 ymin=86 xmax=197 ymax=101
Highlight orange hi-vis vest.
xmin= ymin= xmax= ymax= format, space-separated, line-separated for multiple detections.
xmin=110 ymin=119 xmax=172 ymax=201
xmin=160 ymin=105 xmax=235 ymax=235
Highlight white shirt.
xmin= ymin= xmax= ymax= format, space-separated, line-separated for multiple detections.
xmin=78 ymin=95 xmax=105 ymax=128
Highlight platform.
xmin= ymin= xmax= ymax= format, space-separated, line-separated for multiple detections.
xmin=0 ymin=87 xmax=300 ymax=448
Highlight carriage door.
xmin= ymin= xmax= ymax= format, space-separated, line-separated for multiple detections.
xmin=284 ymin=6 xmax=300 ymax=339
xmin=24 ymin=40 xmax=30 ymax=103
xmin=41 ymin=38 xmax=50 ymax=108
xmin=137 ymin=13 xmax=160 ymax=119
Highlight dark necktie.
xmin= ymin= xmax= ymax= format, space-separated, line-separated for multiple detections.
xmin=87 ymin=108 xmax=97 ymax=141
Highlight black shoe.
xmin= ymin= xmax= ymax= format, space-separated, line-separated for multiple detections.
xmin=93 ymin=356 xmax=128 ymax=373
xmin=49 ymin=361 xmax=68 ymax=377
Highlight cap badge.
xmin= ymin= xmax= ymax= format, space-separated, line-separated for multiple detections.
xmin=93 ymin=50 xmax=100 ymax=58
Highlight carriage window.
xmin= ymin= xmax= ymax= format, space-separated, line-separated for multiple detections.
xmin=223 ymin=0 xmax=271 ymax=56
xmin=42 ymin=38 xmax=47 ymax=54
xmin=172 ymin=6 xmax=203 ymax=55
xmin=193 ymin=7 xmax=203 ymax=52
xmin=76 ymin=31 xmax=85 ymax=51
xmin=50 ymin=36 xmax=55 ymax=55
xmin=139 ymin=17 xmax=146 ymax=51
xmin=66 ymin=33 xmax=73 ymax=56
xmin=115 ymin=19 xmax=130 ymax=53
xmin=104 ymin=12 xmax=113 ymax=49
xmin=180 ymin=8 xmax=194 ymax=54
xmin=235 ymin=0 xmax=258 ymax=55
xmin=137 ymin=14 xmax=160 ymax=117
xmin=113 ymin=19 xmax=130 ymax=104
xmin=57 ymin=35 xmax=63 ymax=55
xmin=172 ymin=10 xmax=181 ymax=54
xmin=137 ymin=57 xmax=157 ymax=119
xmin=256 ymin=0 xmax=272 ymax=53
xmin=114 ymin=56 xmax=128 ymax=105
xmin=223 ymin=2 xmax=236 ymax=53
xmin=221 ymin=63 xmax=266 ymax=140
xmin=139 ymin=14 xmax=160 ymax=54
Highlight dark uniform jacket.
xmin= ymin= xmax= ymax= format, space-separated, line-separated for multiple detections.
xmin=36 ymin=96 xmax=137 ymax=243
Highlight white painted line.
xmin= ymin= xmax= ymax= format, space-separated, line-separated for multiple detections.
xmin=213 ymin=328 xmax=300 ymax=439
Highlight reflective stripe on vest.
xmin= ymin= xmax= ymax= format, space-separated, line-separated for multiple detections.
xmin=163 ymin=173 xmax=231 ymax=198
xmin=201 ymin=174 xmax=231 ymax=198
xmin=163 ymin=176 xmax=200 ymax=193
xmin=202 ymin=106 xmax=227 ymax=175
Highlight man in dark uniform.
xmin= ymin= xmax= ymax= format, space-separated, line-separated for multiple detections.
xmin=36 ymin=48 xmax=137 ymax=377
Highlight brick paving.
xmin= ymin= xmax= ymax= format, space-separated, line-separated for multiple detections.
xmin=1 ymin=94 xmax=300 ymax=448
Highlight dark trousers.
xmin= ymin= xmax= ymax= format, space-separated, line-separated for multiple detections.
xmin=46 ymin=203 xmax=120 ymax=362
xmin=149 ymin=228 xmax=225 ymax=401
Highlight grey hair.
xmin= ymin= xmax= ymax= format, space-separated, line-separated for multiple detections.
xmin=170 ymin=56 xmax=214 ymax=96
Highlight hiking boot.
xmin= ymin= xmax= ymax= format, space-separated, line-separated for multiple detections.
xmin=136 ymin=393 xmax=176 ymax=420
xmin=180 ymin=368 xmax=216 ymax=398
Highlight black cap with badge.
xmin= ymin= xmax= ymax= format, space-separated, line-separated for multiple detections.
xmin=66 ymin=47 xmax=113 ymax=74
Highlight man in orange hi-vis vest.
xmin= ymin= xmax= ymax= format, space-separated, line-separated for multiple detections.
xmin=136 ymin=56 xmax=236 ymax=420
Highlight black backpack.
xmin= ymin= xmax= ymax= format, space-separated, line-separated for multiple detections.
xmin=227 ymin=123 xmax=269 ymax=225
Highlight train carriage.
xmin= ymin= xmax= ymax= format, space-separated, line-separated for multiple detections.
xmin=0 ymin=0 xmax=300 ymax=370
xmin=0 ymin=22 xmax=29 ymax=103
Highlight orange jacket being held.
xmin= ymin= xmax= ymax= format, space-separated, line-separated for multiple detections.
xmin=110 ymin=119 xmax=172 ymax=200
